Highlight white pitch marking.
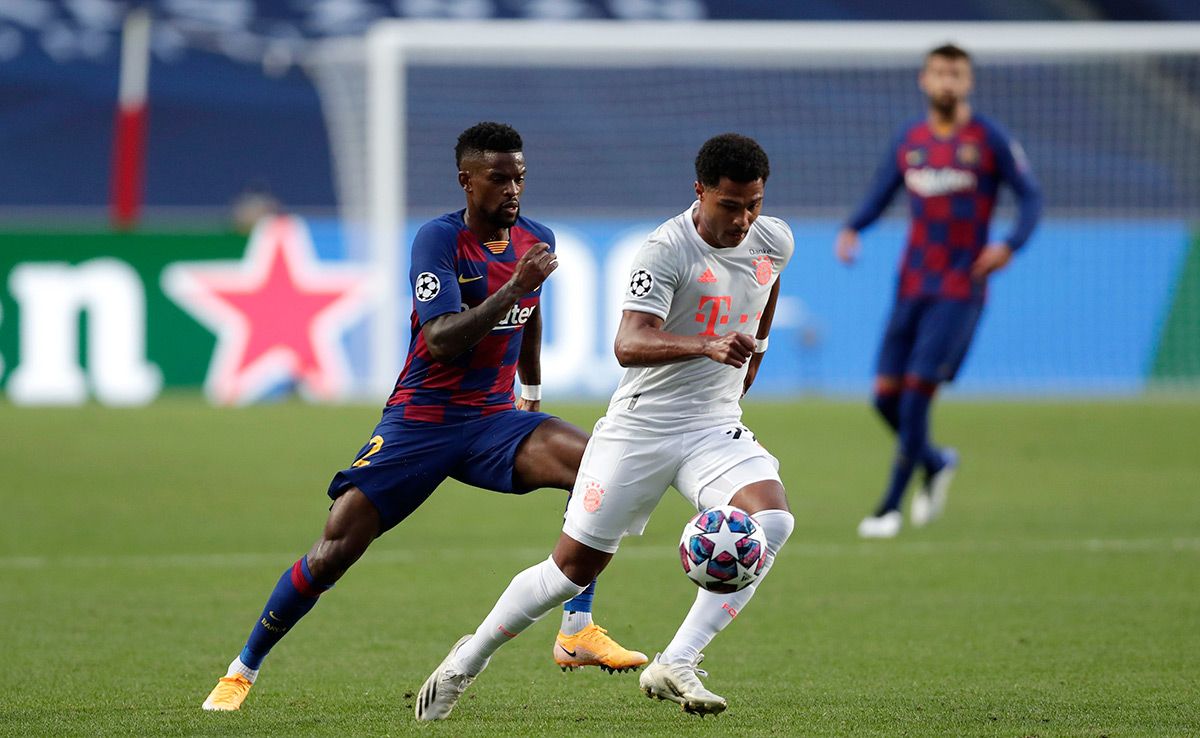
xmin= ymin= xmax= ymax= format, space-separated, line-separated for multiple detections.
xmin=5 ymin=537 xmax=1198 ymax=570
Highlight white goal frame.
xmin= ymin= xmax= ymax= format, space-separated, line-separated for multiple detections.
xmin=355 ymin=20 xmax=1200 ymax=395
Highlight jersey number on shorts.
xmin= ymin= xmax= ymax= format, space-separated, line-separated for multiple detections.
xmin=352 ymin=435 xmax=384 ymax=467
xmin=724 ymin=426 xmax=756 ymax=442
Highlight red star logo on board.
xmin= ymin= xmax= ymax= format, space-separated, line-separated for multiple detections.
xmin=162 ymin=216 xmax=370 ymax=405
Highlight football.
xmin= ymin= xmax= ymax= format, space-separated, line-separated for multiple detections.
xmin=679 ymin=505 xmax=768 ymax=593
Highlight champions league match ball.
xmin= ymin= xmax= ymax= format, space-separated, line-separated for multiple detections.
xmin=679 ymin=505 xmax=768 ymax=594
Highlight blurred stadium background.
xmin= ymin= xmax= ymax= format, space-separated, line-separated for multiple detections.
xmin=2 ymin=0 xmax=1200 ymax=403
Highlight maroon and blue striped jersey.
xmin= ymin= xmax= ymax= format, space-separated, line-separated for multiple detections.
xmin=386 ymin=210 xmax=553 ymax=423
xmin=847 ymin=114 xmax=1041 ymax=302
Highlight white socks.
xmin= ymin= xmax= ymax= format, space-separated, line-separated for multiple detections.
xmin=561 ymin=609 xmax=593 ymax=635
xmin=453 ymin=556 xmax=587 ymax=675
xmin=661 ymin=508 xmax=795 ymax=666
xmin=225 ymin=656 xmax=258 ymax=683
xmin=446 ymin=509 xmax=795 ymax=674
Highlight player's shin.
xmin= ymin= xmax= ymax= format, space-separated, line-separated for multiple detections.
xmin=876 ymin=387 xmax=935 ymax=514
xmin=237 ymin=556 xmax=332 ymax=674
xmin=872 ymin=391 xmax=901 ymax=433
xmin=454 ymin=556 xmax=587 ymax=675
xmin=875 ymin=390 xmax=943 ymax=472
xmin=661 ymin=509 xmax=795 ymax=665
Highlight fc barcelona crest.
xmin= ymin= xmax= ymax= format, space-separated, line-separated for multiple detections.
xmin=956 ymin=143 xmax=980 ymax=165
xmin=752 ymin=255 xmax=773 ymax=286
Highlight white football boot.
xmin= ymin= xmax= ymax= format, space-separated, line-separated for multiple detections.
xmin=639 ymin=653 xmax=727 ymax=715
xmin=912 ymin=448 xmax=958 ymax=527
xmin=415 ymin=635 xmax=477 ymax=721
xmin=857 ymin=510 xmax=902 ymax=539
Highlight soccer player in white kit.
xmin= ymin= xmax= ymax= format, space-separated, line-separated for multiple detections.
xmin=416 ymin=133 xmax=796 ymax=720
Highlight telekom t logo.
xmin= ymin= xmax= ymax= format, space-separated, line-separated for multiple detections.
xmin=694 ymin=295 xmax=732 ymax=336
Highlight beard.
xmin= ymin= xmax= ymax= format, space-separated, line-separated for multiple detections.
xmin=929 ymin=93 xmax=958 ymax=119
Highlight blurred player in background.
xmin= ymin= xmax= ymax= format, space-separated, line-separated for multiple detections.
xmin=416 ymin=133 xmax=795 ymax=720
xmin=202 ymin=122 xmax=645 ymax=712
xmin=835 ymin=44 xmax=1041 ymax=538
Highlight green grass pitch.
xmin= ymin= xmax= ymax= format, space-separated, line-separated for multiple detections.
xmin=1 ymin=398 xmax=1197 ymax=736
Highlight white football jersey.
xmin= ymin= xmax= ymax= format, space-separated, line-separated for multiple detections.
xmin=605 ymin=202 xmax=795 ymax=432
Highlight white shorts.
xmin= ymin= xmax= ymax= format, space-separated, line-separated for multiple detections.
xmin=562 ymin=417 xmax=781 ymax=554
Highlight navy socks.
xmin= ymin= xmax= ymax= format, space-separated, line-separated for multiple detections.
xmin=873 ymin=390 xmax=944 ymax=478
xmin=239 ymin=556 xmax=331 ymax=670
xmin=563 ymin=579 xmax=596 ymax=615
xmin=875 ymin=388 xmax=935 ymax=515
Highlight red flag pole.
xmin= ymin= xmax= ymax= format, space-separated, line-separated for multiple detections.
xmin=110 ymin=7 xmax=152 ymax=230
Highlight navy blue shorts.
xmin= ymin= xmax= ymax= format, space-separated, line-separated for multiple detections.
xmin=875 ymin=298 xmax=984 ymax=384
xmin=327 ymin=408 xmax=554 ymax=532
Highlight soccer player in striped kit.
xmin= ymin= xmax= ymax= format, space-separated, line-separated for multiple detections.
xmin=202 ymin=122 xmax=644 ymax=712
xmin=836 ymin=44 xmax=1041 ymax=538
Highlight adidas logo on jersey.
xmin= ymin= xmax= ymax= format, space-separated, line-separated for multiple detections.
xmin=698 ymin=267 xmax=717 ymax=284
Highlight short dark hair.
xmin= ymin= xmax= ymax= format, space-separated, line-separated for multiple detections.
xmin=927 ymin=43 xmax=971 ymax=65
xmin=694 ymin=133 xmax=770 ymax=188
xmin=455 ymin=122 xmax=523 ymax=167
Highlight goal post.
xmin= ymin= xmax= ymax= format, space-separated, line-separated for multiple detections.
xmin=309 ymin=21 xmax=1200 ymax=397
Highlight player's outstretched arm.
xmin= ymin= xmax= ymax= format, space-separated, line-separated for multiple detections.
xmin=614 ymin=310 xmax=754 ymax=369
xmin=842 ymin=130 xmax=905 ymax=243
xmin=422 ymin=242 xmax=557 ymax=362
xmin=742 ymin=277 xmax=781 ymax=397
xmin=515 ymin=306 xmax=542 ymax=411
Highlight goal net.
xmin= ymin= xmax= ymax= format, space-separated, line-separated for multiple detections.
xmin=308 ymin=21 xmax=1200 ymax=397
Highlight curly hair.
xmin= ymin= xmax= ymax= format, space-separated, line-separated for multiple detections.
xmin=694 ymin=133 xmax=770 ymax=187
xmin=455 ymin=122 xmax=523 ymax=167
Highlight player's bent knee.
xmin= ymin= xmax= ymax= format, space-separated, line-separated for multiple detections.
xmin=514 ymin=418 xmax=588 ymax=491
xmin=874 ymin=376 xmax=902 ymax=395
xmin=307 ymin=489 xmax=380 ymax=584
xmin=728 ymin=478 xmax=789 ymax=516
xmin=325 ymin=486 xmax=383 ymax=536
xmin=551 ymin=532 xmax=612 ymax=586
xmin=903 ymin=374 xmax=939 ymax=396
xmin=752 ymin=509 xmax=795 ymax=552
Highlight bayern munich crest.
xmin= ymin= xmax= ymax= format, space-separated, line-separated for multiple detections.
xmin=629 ymin=269 xmax=654 ymax=297
xmin=414 ymin=272 xmax=441 ymax=302
xmin=583 ymin=481 xmax=605 ymax=513
xmin=753 ymin=255 xmax=773 ymax=285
